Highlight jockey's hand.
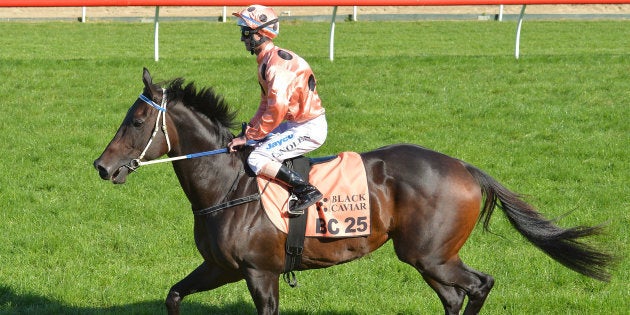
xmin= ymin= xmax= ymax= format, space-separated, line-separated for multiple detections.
xmin=228 ymin=135 xmax=247 ymax=153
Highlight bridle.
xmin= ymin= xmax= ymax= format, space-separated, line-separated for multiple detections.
xmin=123 ymin=87 xmax=266 ymax=225
xmin=127 ymin=89 xmax=258 ymax=170
xmin=127 ymin=89 xmax=172 ymax=171
xmin=127 ymin=88 xmax=263 ymax=217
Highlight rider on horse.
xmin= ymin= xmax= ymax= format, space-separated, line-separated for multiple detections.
xmin=228 ymin=5 xmax=328 ymax=215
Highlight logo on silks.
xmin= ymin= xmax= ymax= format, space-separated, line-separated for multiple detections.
xmin=266 ymin=134 xmax=294 ymax=150
xmin=314 ymin=193 xmax=369 ymax=236
xmin=270 ymin=135 xmax=311 ymax=159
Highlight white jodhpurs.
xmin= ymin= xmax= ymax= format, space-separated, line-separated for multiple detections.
xmin=248 ymin=114 xmax=327 ymax=176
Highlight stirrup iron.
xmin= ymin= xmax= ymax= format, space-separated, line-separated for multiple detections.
xmin=287 ymin=194 xmax=304 ymax=216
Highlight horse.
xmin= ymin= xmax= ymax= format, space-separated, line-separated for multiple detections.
xmin=93 ymin=68 xmax=613 ymax=315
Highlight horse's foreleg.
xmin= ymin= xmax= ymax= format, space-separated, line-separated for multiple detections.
xmin=165 ymin=261 xmax=243 ymax=315
xmin=243 ymin=268 xmax=280 ymax=315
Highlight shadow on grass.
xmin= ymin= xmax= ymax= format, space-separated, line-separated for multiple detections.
xmin=0 ymin=285 xmax=359 ymax=315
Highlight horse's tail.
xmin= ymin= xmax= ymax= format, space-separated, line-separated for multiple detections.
xmin=463 ymin=162 xmax=615 ymax=282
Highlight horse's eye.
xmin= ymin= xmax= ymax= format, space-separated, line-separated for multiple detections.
xmin=133 ymin=119 xmax=144 ymax=127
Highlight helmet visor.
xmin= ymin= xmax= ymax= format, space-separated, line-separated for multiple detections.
xmin=236 ymin=17 xmax=248 ymax=27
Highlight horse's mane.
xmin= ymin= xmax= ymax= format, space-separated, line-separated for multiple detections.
xmin=166 ymin=78 xmax=239 ymax=133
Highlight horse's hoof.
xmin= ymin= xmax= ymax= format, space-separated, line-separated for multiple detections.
xmin=165 ymin=291 xmax=181 ymax=315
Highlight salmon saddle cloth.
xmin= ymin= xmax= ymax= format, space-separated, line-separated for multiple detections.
xmin=257 ymin=152 xmax=371 ymax=238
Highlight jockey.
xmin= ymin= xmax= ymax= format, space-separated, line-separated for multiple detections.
xmin=228 ymin=5 xmax=328 ymax=215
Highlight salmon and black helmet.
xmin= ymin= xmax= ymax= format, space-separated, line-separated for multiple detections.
xmin=233 ymin=5 xmax=279 ymax=53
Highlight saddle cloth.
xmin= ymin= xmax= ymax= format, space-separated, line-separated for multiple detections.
xmin=257 ymin=152 xmax=371 ymax=238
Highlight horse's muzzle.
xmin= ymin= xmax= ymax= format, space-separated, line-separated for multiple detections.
xmin=93 ymin=158 xmax=130 ymax=184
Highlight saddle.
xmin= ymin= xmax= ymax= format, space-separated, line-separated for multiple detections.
xmin=254 ymin=152 xmax=371 ymax=286
xmin=256 ymin=152 xmax=370 ymax=238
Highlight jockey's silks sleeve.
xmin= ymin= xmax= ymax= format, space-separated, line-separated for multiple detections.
xmin=246 ymin=42 xmax=325 ymax=140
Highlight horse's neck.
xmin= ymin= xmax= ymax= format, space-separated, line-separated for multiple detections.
xmin=172 ymin=156 xmax=247 ymax=210
xmin=168 ymin=106 xmax=247 ymax=210
xmin=167 ymin=105 xmax=227 ymax=155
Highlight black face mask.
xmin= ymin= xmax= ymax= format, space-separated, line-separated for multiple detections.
xmin=241 ymin=26 xmax=256 ymax=37
xmin=240 ymin=27 xmax=269 ymax=55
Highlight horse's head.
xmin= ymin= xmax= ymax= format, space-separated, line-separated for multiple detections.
xmin=93 ymin=68 xmax=173 ymax=184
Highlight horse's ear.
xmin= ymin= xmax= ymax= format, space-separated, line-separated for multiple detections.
xmin=142 ymin=68 xmax=161 ymax=98
xmin=142 ymin=67 xmax=152 ymax=89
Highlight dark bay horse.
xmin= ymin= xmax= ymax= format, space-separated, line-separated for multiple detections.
xmin=94 ymin=69 xmax=613 ymax=315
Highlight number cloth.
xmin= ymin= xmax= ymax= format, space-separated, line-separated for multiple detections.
xmin=258 ymin=152 xmax=371 ymax=238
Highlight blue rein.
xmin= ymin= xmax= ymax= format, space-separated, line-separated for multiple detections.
xmin=132 ymin=93 xmax=258 ymax=168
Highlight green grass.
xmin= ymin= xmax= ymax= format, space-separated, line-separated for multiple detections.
xmin=0 ymin=19 xmax=628 ymax=314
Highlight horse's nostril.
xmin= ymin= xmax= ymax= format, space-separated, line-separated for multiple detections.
xmin=95 ymin=163 xmax=111 ymax=180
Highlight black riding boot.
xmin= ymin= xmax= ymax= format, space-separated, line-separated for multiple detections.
xmin=275 ymin=165 xmax=323 ymax=215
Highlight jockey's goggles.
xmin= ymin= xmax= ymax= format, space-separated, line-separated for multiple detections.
xmin=241 ymin=26 xmax=257 ymax=37
xmin=240 ymin=18 xmax=278 ymax=38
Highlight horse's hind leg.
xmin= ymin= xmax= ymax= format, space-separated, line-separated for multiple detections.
xmin=418 ymin=259 xmax=494 ymax=315
xmin=459 ymin=265 xmax=494 ymax=315
xmin=392 ymin=180 xmax=494 ymax=313
xmin=165 ymin=261 xmax=243 ymax=315
xmin=421 ymin=275 xmax=466 ymax=314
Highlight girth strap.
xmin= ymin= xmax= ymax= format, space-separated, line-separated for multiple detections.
xmin=282 ymin=156 xmax=311 ymax=287
xmin=283 ymin=211 xmax=308 ymax=287
xmin=192 ymin=194 xmax=260 ymax=216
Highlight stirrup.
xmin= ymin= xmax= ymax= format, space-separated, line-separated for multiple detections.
xmin=287 ymin=194 xmax=304 ymax=216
